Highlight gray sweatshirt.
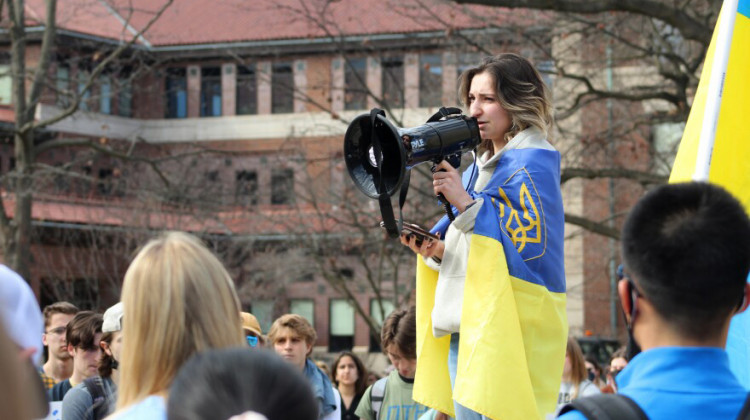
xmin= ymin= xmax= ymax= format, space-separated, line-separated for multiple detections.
xmin=424 ymin=127 xmax=556 ymax=338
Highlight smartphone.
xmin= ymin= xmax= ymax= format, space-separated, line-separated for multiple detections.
xmin=381 ymin=221 xmax=440 ymax=247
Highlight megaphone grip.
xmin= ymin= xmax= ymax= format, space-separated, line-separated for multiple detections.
xmin=438 ymin=193 xmax=456 ymax=221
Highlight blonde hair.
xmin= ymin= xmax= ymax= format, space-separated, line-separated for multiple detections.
xmin=458 ymin=53 xmax=553 ymax=155
xmin=565 ymin=336 xmax=588 ymax=399
xmin=116 ymin=231 xmax=244 ymax=411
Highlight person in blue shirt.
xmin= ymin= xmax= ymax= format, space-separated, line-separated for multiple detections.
xmin=559 ymin=182 xmax=750 ymax=420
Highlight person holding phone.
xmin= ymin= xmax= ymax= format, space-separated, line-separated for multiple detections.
xmin=401 ymin=53 xmax=567 ymax=420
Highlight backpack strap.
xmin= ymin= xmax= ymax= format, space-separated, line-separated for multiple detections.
xmin=370 ymin=376 xmax=389 ymax=420
xmin=83 ymin=376 xmax=107 ymax=420
xmin=736 ymin=392 xmax=750 ymax=420
xmin=558 ymin=394 xmax=649 ymax=420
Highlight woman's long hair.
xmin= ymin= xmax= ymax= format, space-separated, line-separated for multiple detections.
xmin=331 ymin=351 xmax=369 ymax=396
xmin=458 ymin=53 xmax=553 ymax=155
xmin=566 ymin=336 xmax=588 ymax=399
xmin=116 ymin=231 xmax=245 ymax=410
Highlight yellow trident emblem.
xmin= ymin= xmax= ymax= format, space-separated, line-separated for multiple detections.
xmin=494 ymin=181 xmax=542 ymax=253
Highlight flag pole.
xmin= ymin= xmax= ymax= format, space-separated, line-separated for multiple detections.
xmin=693 ymin=0 xmax=739 ymax=181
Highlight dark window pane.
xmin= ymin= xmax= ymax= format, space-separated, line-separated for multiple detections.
xmin=236 ymin=65 xmax=257 ymax=115
xmin=381 ymin=56 xmax=404 ymax=108
xmin=271 ymin=168 xmax=294 ymax=205
xmin=200 ymin=67 xmax=222 ymax=117
xmin=165 ymin=68 xmax=187 ymax=118
xmin=97 ymin=168 xmax=113 ymax=195
xmin=272 ymin=62 xmax=294 ymax=114
xmin=419 ymin=54 xmax=442 ymax=108
xmin=235 ymin=170 xmax=258 ymax=205
xmin=344 ymin=58 xmax=367 ymax=111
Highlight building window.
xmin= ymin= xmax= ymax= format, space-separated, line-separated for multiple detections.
xmin=99 ymin=74 xmax=112 ymax=114
xmin=250 ymin=299 xmax=275 ymax=335
xmin=54 ymin=163 xmax=70 ymax=193
xmin=419 ymin=54 xmax=442 ymax=108
xmin=369 ymin=298 xmax=395 ymax=351
xmin=381 ymin=56 xmax=404 ymax=108
xmin=344 ymin=58 xmax=367 ymax=111
xmin=97 ymin=168 xmax=113 ymax=195
xmin=271 ymin=62 xmax=294 ymax=114
xmin=77 ymin=68 xmax=91 ymax=111
xmin=236 ymin=64 xmax=257 ymax=115
xmin=537 ymin=60 xmax=555 ymax=93
xmin=165 ymin=68 xmax=187 ymax=118
xmin=118 ymin=72 xmax=132 ymax=118
xmin=235 ymin=170 xmax=258 ymax=206
xmin=56 ymin=64 xmax=70 ymax=108
xmin=330 ymin=299 xmax=355 ymax=352
xmin=456 ymin=53 xmax=480 ymax=89
xmin=271 ymin=168 xmax=294 ymax=205
xmin=0 ymin=56 xmax=11 ymax=105
xmin=290 ymin=299 xmax=315 ymax=328
xmin=200 ymin=66 xmax=222 ymax=117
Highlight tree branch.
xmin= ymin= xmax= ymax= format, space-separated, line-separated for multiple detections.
xmin=450 ymin=0 xmax=712 ymax=44
xmin=565 ymin=212 xmax=620 ymax=239
xmin=561 ymin=167 xmax=668 ymax=186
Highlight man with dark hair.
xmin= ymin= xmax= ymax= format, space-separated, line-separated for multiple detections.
xmin=40 ymin=301 xmax=79 ymax=389
xmin=560 ymin=183 xmax=750 ymax=419
xmin=49 ymin=311 xmax=103 ymax=402
xmin=356 ymin=306 xmax=429 ymax=420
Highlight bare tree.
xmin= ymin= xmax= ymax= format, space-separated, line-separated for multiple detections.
xmin=0 ymin=0 xmax=174 ymax=281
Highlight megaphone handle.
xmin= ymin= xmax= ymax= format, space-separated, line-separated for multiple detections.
xmin=438 ymin=193 xmax=456 ymax=221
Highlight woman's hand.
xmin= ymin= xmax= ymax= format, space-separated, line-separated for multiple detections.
xmin=400 ymin=231 xmax=444 ymax=260
xmin=432 ymin=160 xmax=475 ymax=212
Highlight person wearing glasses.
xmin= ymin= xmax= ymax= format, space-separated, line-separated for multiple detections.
xmin=40 ymin=301 xmax=80 ymax=389
xmin=241 ymin=312 xmax=264 ymax=348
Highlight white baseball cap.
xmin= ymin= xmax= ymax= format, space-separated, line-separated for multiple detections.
xmin=102 ymin=302 xmax=124 ymax=333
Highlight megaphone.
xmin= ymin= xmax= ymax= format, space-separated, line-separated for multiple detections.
xmin=343 ymin=108 xmax=481 ymax=200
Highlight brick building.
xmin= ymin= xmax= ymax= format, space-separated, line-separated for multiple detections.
xmin=0 ymin=0 xmax=655 ymax=355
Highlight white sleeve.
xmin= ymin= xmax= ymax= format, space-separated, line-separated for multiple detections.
xmin=321 ymin=387 xmax=341 ymax=420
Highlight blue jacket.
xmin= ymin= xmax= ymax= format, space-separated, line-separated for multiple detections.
xmin=559 ymin=347 xmax=748 ymax=420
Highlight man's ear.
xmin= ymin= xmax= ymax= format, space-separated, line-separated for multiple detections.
xmin=617 ymin=279 xmax=632 ymax=323
xmin=67 ymin=343 xmax=75 ymax=358
xmin=42 ymin=332 xmax=49 ymax=347
xmin=737 ymin=283 xmax=750 ymax=314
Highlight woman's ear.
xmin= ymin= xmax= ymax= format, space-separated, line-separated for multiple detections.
xmin=100 ymin=340 xmax=112 ymax=357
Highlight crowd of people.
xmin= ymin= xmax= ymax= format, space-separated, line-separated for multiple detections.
xmin=1 ymin=52 xmax=749 ymax=420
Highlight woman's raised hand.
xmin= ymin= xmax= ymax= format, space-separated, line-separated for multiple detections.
xmin=432 ymin=160 xmax=474 ymax=212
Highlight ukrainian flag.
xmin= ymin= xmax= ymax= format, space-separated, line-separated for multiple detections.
xmin=669 ymin=0 xmax=750 ymax=388
xmin=414 ymin=147 xmax=568 ymax=419
xmin=669 ymin=0 xmax=750 ymax=209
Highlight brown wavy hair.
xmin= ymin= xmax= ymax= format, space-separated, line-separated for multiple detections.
xmin=458 ymin=53 xmax=553 ymax=155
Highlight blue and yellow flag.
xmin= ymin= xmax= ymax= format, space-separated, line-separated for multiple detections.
xmin=669 ymin=0 xmax=750 ymax=209
xmin=670 ymin=0 xmax=750 ymax=388
xmin=414 ymin=147 xmax=568 ymax=419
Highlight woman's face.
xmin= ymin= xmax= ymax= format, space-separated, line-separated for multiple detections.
xmin=335 ymin=355 xmax=359 ymax=386
xmin=468 ymin=71 xmax=512 ymax=149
